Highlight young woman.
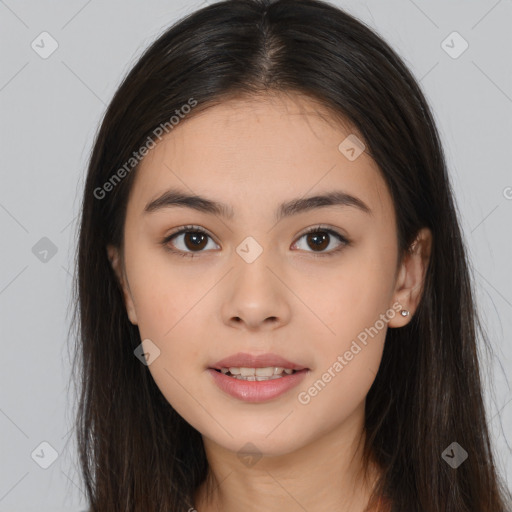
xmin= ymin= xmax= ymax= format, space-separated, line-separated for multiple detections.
xmin=71 ymin=0 xmax=512 ymax=510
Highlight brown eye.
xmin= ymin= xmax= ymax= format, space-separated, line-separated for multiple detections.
xmin=292 ymin=227 xmax=349 ymax=256
xmin=163 ymin=226 xmax=219 ymax=256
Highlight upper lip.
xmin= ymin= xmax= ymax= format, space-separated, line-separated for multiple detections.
xmin=209 ymin=352 xmax=308 ymax=371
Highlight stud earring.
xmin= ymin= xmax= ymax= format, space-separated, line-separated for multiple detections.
xmin=400 ymin=309 xmax=410 ymax=317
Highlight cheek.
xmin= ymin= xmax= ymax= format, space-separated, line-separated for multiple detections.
xmin=295 ymin=239 xmax=396 ymax=405
xmin=301 ymin=240 xmax=397 ymax=344
xmin=124 ymin=247 xmax=207 ymax=387
xmin=126 ymin=244 xmax=209 ymax=337
xmin=295 ymin=292 xmax=390 ymax=435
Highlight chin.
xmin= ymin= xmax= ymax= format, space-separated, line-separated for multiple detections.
xmin=202 ymin=424 xmax=312 ymax=459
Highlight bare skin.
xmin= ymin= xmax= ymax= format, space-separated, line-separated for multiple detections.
xmin=108 ymin=91 xmax=431 ymax=512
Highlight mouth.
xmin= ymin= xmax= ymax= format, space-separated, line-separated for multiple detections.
xmin=207 ymin=353 xmax=310 ymax=401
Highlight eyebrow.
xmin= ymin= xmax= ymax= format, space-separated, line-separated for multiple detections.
xmin=144 ymin=187 xmax=372 ymax=222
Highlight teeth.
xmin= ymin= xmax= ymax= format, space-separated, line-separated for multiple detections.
xmin=235 ymin=374 xmax=283 ymax=381
xmin=255 ymin=367 xmax=275 ymax=377
xmin=221 ymin=366 xmax=296 ymax=380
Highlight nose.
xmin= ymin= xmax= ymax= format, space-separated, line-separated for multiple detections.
xmin=220 ymin=256 xmax=292 ymax=332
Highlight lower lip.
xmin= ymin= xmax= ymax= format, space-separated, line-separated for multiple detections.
xmin=207 ymin=368 xmax=309 ymax=403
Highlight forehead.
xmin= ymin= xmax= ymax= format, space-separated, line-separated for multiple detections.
xmin=128 ymin=92 xmax=392 ymax=221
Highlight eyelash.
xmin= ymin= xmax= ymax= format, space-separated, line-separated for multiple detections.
xmin=161 ymin=224 xmax=350 ymax=259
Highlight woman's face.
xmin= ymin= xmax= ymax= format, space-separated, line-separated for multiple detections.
xmin=109 ymin=92 xmax=416 ymax=457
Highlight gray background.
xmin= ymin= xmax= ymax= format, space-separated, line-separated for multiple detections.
xmin=0 ymin=0 xmax=511 ymax=510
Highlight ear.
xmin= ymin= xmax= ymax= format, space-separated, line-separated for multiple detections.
xmin=387 ymin=227 xmax=432 ymax=328
xmin=107 ymin=244 xmax=138 ymax=325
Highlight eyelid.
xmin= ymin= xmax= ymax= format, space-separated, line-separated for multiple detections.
xmin=164 ymin=224 xmax=217 ymax=243
xmin=298 ymin=223 xmax=348 ymax=240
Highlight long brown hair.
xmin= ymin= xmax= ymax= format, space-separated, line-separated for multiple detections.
xmin=70 ymin=0 xmax=512 ymax=510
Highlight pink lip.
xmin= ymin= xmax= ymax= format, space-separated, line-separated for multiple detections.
xmin=207 ymin=368 xmax=309 ymax=402
xmin=209 ymin=352 xmax=307 ymax=371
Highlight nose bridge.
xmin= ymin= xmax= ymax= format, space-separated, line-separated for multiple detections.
xmin=232 ymin=236 xmax=278 ymax=299
xmin=221 ymin=235 xmax=291 ymax=330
